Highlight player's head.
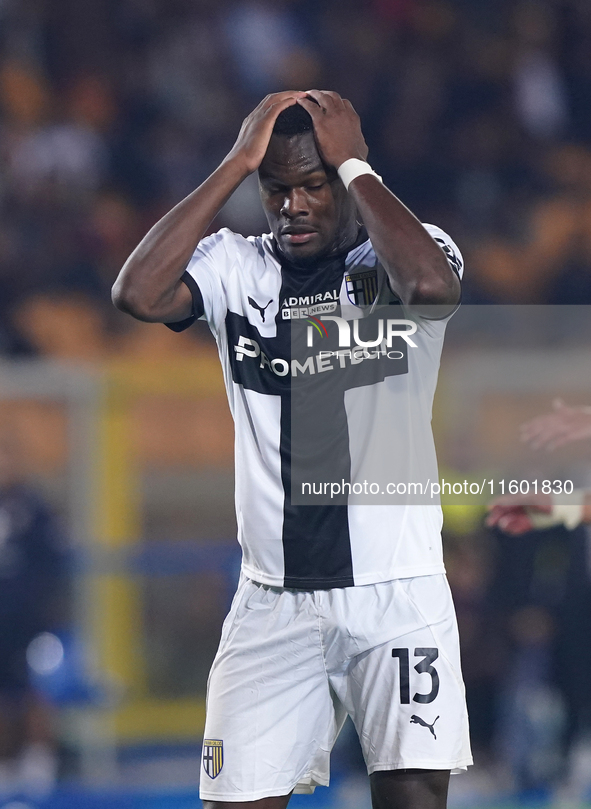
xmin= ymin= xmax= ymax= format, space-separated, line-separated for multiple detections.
xmin=258 ymin=101 xmax=358 ymax=266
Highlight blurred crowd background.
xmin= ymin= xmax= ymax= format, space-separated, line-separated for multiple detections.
xmin=2 ymin=0 xmax=591 ymax=358
xmin=2 ymin=0 xmax=591 ymax=807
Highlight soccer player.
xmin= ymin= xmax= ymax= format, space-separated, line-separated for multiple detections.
xmin=112 ymin=90 xmax=471 ymax=809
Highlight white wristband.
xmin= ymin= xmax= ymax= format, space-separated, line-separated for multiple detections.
xmin=527 ymin=490 xmax=585 ymax=530
xmin=337 ymin=158 xmax=383 ymax=191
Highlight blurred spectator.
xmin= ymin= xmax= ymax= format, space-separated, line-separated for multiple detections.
xmin=0 ymin=432 xmax=68 ymax=793
xmin=512 ymin=2 xmax=569 ymax=140
xmin=222 ymin=0 xmax=320 ymax=98
xmin=496 ymin=605 xmax=565 ymax=793
xmin=1 ymin=0 xmax=591 ymax=347
xmin=445 ymin=535 xmax=505 ymax=762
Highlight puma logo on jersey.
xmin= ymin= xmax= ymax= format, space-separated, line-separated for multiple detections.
xmin=248 ymin=297 xmax=273 ymax=322
xmin=410 ymin=714 xmax=439 ymax=739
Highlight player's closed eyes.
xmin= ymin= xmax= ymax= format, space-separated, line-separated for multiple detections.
xmin=263 ymin=189 xmax=284 ymax=197
xmin=265 ymin=184 xmax=324 ymax=194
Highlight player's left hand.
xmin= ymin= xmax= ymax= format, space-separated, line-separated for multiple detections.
xmin=485 ymin=493 xmax=552 ymax=535
xmin=298 ymin=90 xmax=368 ymax=169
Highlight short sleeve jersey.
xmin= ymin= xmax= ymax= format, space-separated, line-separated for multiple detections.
xmin=173 ymin=226 xmax=463 ymax=589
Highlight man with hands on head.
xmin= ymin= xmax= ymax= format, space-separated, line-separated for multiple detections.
xmin=113 ymin=90 xmax=470 ymax=809
xmin=112 ymin=90 xmax=460 ymax=324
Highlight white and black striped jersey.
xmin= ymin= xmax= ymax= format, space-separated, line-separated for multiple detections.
xmin=168 ymin=225 xmax=463 ymax=589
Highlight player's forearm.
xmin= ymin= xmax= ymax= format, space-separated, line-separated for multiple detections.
xmin=349 ymin=176 xmax=460 ymax=317
xmin=112 ymin=157 xmax=249 ymax=322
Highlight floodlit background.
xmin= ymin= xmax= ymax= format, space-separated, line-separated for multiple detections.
xmin=1 ymin=0 xmax=591 ymax=807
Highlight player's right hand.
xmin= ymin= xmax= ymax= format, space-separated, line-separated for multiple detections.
xmin=485 ymin=493 xmax=552 ymax=535
xmin=520 ymin=398 xmax=591 ymax=450
xmin=226 ymin=92 xmax=307 ymax=175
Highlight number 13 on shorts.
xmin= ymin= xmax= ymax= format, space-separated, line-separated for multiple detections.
xmin=391 ymin=647 xmax=439 ymax=704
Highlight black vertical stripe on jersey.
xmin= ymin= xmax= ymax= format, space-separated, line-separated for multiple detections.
xmin=277 ymin=251 xmax=355 ymax=589
xmin=279 ymin=384 xmax=354 ymax=589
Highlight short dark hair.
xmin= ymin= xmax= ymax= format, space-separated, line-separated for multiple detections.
xmin=273 ymin=102 xmax=314 ymax=137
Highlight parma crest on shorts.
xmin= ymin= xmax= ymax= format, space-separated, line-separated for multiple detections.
xmin=346 ymin=269 xmax=378 ymax=306
xmin=202 ymin=739 xmax=224 ymax=779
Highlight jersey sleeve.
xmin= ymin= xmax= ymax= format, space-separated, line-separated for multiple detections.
xmin=394 ymin=223 xmax=464 ymax=337
xmin=422 ymin=223 xmax=464 ymax=280
xmin=164 ymin=228 xmax=237 ymax=333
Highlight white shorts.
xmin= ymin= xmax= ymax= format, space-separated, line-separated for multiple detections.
xmin=200 ymin=573 xmax=472 ymax=802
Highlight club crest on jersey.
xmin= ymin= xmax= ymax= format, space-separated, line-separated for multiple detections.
xmin=346 ymin=269 xmax=378 ymax=306
xmin=202 ymin=739 xmax=223 ymax=779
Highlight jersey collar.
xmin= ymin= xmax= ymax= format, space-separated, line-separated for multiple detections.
xmin=270 ymin=226 xmax=369 ymax=273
